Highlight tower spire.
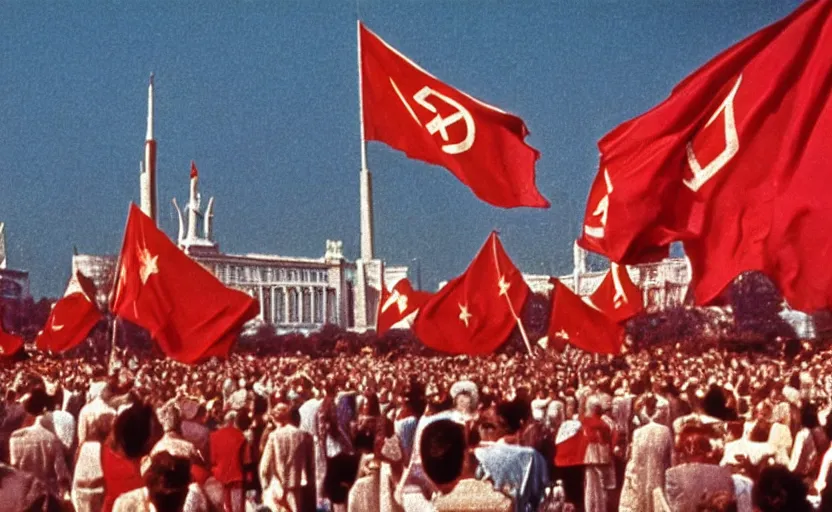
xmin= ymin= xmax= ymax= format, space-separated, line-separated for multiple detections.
xmin=140 ymin=73 xmax=158 ymax=224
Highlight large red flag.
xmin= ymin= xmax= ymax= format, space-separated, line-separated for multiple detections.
xmin=377 ymin=278 xmax=432 ymax=335
xmin=588 ymin=263 xmax=644 ymax=323
xmin=413 ymin=232 xmax=530 ymax=355
xmin=36 ymin=270 xmax=103 ymax=353
xmin=577 ymin=0 xmax=832 ymax=312
xmin=548 ymin=279 xmax=624 ymax=355
xmin=359 ymin=23 xmax=549 ymax=209
xmin=110 ymin=204 xmax=259 ymax=364
xmin=0 ymin=324 xmax=24 ymax=359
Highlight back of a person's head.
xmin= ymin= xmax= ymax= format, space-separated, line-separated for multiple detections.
xmin=697 ymin=490 xmax=738 ymax=512
xmin=144 ymin=451 xmax=191 ymax=512
xmin=496 ymin=400 xmax=525 ymax=434
xmin=800 ymin=402 xmax=819 ymax=430
xmin=113 ymin=402 xmax=156 ymax=459
xmin=23 ymin=387 xmax=51 ymax=417
xmin=160 ymin=404 xmax=182 ymax=434
xmin=420 ymin=419 xmax=467 ymax=487
xmin=703 ymin=386 xmax=727 ymax=419
xmin=752 ymin=465 xmax=810 ymax=512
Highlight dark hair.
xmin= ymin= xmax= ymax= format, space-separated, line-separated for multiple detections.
xmin=420 ymin=420 xmax=467 ymax=486
xmin=697 ymin=490 xmax=738 ymax=512
xmin=112 ymin=402 xmax=157 ymax=460
xmin=23 ymin=387 xmax=52 ymax=417
xmin=800 ymin=403 xmax=820 ymax=430
xmin=702 ymin=386 xmax=727 ymax=420
xmin=752 ymin=465 xmax=810 ymax=512
xmin=749 ymin=420 xmax=772 ymax=443
xmin=496 ymin=400 xmax=525 ymax=434
xmin=144 ymin=452 xmax=192 ymax=512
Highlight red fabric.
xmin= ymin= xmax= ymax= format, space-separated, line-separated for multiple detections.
xmin=548 ymin=279 xmax=623 ymax=355
xmin=190 ymin=160 xmax=198 ymax=179
xmin=582 ymin=414 xmax=612 ymax=446
xmin=413 ymin=232 xmax=530 ymax=355
xmin=210 ymin=426 xmax=246 ymax=485
xmin=0 ymin=323 xmax=23 ymax=358
xmin=588 ymin=264 xmax=644 ymax=323
xmin=110 ymin=204 xmax=259 ymax=364
xmin=359 ymin=23 xmax=549 ymax=209
xmin=101 ymin=444 xmax=144 ymax=512
xmin=577 ymin=0 xmax=832 ymax=312
xmin=376 ymin=278 xmax=432 ymax=335
xmin=554 ymin=422 xmax=587 ymax=468
xmin=36 ymin=271 xmax=103 ymax=353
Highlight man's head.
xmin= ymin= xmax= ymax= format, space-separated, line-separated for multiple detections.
xmin=143 ymin=451 xmax=192 ymax=512
xmin=420 ymin=419 xmax=469 ymax=493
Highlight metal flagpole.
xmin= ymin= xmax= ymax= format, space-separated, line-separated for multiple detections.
xmin=491 ymin=233 xmax=534 ymax=357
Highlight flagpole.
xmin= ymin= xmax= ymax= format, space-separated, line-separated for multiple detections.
xmin=108 ymin=316 xmax=119 ymax=373
xmin=491 ymin=233 xmax=534 ymax=357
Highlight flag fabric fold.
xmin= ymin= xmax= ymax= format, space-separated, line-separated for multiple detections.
xmin=36 ymin=270 xmax=103 ymax=353
xmin=577 ymin=0 xmax=832 ymax=312
xmin=359 ymin=22 xmax=549 ymax=209
xmin=413 ymin=232 xmax=530 ymax=355
xmin=0 ymin=324 xmax=24 ymax=359
xmin=377 ymin=278 xmax=432 ymax=335
xmin=548 ymin=279 xmax=624 ymax=355
xmin=110 ymin=204 xmax=259 ymax=364
xmin=588 ymin=263 xmax=644 ymax=323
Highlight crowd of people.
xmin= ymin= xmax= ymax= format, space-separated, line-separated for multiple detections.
xmin=2 ymin=335 xmax=832 ymax=511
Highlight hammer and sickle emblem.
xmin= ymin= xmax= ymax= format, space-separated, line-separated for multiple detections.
xmin=584 ymin=168 xmax=613 ymax=239
xmin=684 ymin=75 xmax=742 ymax=192
xmin=390 ymin=79 xmax=476 ymax=154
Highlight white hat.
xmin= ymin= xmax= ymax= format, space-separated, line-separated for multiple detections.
xmin=450 ymin=380 xmax=479 ymax=405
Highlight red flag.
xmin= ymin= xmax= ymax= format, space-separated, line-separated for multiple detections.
xmin=588 ymin=263 xmax=644 ymax=323
xmin=548 ymin=279 xmax=623 ymax=355
xmin=0 ymin=324 xmax=24 ymax=359
xmin=377 ymin=278 xmax=432 ymax=335
xmin=359 ymin=23 xmax=549 ymax=209
xmin=190 ymin=160 xmax=198 ymax=179
xmin=110 ymin=204 xmax=259 ymax=364
xmin=577 ymin=0 xmax=832 ymax=312
xmin=413 ymin=232 xmax=530 ymax=355
xmin=36 ymin=270 xmax=103 ymax=353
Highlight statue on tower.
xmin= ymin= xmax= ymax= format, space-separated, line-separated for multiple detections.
xmin=172 ymin=161 xmax=219 ymax=255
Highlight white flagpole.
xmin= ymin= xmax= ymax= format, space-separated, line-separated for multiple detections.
xmin=491 ymin=233 xmax=534 ymax=357
xmin=357 ymin=19 xmax=368 ymax=173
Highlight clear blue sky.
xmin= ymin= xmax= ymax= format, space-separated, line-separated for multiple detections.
xmin=1 ymin=1 xmax=801 ymax=298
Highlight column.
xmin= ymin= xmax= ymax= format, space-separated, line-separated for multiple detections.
xmin=322 ymin=287 xmax=328 ymax=325
xmin=258 ymin=286 xmax=265 ymax=321
xmin=284 ymin=287 xmax=290 ymax=324
xmin=309 ymin=286 xmax=316 ymax=325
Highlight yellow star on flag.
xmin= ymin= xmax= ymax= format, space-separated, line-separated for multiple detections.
xmin=498 ymin=276 xmax=511 ymax=296
xmin=139 ymin=247 xmax=159 ymax=285
xmin=458 ymin=303 xmax=472 ymax=327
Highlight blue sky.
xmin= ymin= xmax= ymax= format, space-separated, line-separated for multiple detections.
xmin=1 ymin=1 xmax=801 ymax=298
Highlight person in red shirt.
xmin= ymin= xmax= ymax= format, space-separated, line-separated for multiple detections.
xmin=209 ymin=410 xmax=249 ymax=512
xmin=101 ymin=402 xmax=159 ymax=512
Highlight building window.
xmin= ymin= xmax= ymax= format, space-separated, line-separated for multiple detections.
xmin=262 ymin=288 xmax=272 ymax=324
xmin=320 ymin=271 xmax=329 ymax=282
xmin=289 ymin=269 xmax=299 ymax=282
xmin=301 ymin=288 xmax=312 ymax=323
xmin=311 ymin=272 xmax=318 ymax=283
xmin=314 ymin=288 xmax=325 ymax=323
xmin=288 ymin=288 xmax=299 ymax=323
xmin=327 ymin=289 xmax=338 ymax=325
xmin=264 ymin=268 xmax=273 ymax=282
xmin=277 ymin=269 xmax=286 ymax=281
xmin=301 ymin=270 xmax=310 ymax=282
xmin=275 ymin=288 xmax=286 ymax=324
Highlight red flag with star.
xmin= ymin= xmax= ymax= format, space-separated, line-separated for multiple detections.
xmin=548 ymin=279 xmax=624 ymax=355
xmin=377 ymin=278 xmax=432 ymax=335
xmin=413 ymin=232 xmax=530 ymax=355
xmin=359 ymin=22 xmax=549 ymax=209
xmin=36 ymin=270 xmax=103 ymax=353
xmin=588 ymin=263 xmax=644 ymax=323
xmin=577 ymin=0 xmax=832 ymax=312
xmin=110 ymin=204 xmax=259 ymax=364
